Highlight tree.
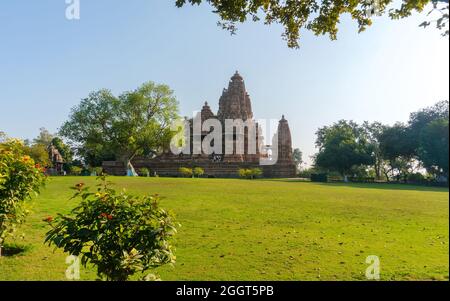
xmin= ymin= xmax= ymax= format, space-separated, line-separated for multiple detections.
xmin=409 ymin=100 xmax=449 ymax=145
xmin=315 ymin=120 xmax=374 ymax=178
xmin=362 ymin=121 xmax=386 ymax=180
xmin=406 ymin=101 xmax=449 ymax=180
xmin=26 ymin=144 xmax=52 ymax=167
xmin=60 ymin=82 xmax=179 ymax=170
xmin=418 ymin=118 xmax=449 ymax=179
xmin=292 ymin=148 xmax=303 ymax=171
xmin=378 ymin=123 xmax=417 ymax=180
xmin=33 ymin=127 xmax=54 ymax=147
xmin=176 ymin=0 xmax=449 ymax=48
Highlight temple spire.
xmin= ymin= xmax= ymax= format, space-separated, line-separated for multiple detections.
xmin=218 ymin=71 xmax=253 ymax=121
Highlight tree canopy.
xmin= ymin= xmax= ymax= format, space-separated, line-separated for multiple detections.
xmin=315 ymin=120 xmax=374 ymax=176
xmin=314 ymin=101 xmax=449 ymax=182
xmin=419 ymin=118 xmax=449 ymax=177
xmin=59 ymin=82 xmax=179 ymax=167
xmin=175 ymin=0 xmax=449 ymax=48
xmin=292 ymin=148 xmax=303 ymax=170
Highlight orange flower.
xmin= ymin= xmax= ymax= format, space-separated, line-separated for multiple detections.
xmin=43 ymin=216 xmax=53 ymax=223
xmin=107 ymin=214 xmax=113 ymax=220
xmin=75 ymin=182 xmax=85 ymax=191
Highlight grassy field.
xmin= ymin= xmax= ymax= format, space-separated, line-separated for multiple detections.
xmin=0 ymin=177 xmax=448 ymax=281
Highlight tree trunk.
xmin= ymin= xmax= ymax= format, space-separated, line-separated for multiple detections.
xmin=374 ymin=159 xmax=381 ymax=180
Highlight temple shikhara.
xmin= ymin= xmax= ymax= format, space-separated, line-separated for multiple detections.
xmin=104 ymin=72 xmax=296 ymax=178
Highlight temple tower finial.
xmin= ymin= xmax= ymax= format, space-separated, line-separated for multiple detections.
xmin=217 ymin=71 xmax=253 ymax=121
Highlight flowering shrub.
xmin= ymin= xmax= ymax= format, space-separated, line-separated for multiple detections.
xmin=0 ymin=139 xmax=46 ymax=255
xmin=44 ymin=177 xmax=178 ymax=281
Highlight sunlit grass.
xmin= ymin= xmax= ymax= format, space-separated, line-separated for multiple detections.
xmin=0 ymin=177 xmax=448 ymax=280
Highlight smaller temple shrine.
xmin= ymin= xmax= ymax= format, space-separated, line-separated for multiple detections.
xmin=47 ymin=145 xmax=65 ymax=175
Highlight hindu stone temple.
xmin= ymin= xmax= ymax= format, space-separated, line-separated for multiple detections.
xmin=103 ymin=72 xmax=296 ymax=178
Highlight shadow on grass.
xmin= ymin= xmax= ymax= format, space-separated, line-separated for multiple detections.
xmin=1 ymin=244 xmax=31 ymax=257
xmin=259 ymin=179 xmax=449 ymax=192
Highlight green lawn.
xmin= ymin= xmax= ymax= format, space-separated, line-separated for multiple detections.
xmin=0 ymin=177 xmax=448 ymax=281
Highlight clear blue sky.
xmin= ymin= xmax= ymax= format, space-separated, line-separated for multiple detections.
xmin=0 ymin=0 xmax=448 ymax=165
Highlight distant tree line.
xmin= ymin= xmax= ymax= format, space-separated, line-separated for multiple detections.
xmin=308 ymin=100 xmax=449 ymax=183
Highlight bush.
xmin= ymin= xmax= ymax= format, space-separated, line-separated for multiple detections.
xmin=179 ymin=167 xmax=193 ymax=178
xmin=69 ymin=166 xmax=83 ymax=176
xmin=250 ymin=168 xmax=262 ymax=179
xmin=193 ymin=167 xmax=205 ymax=178
xmin=311 ymin=173 xmax=328 ymax=183
xmin=238 ymin=168 xmax=262 ymax=179
xmin=407 ymin=173 xmax=426 ymax=183
xmin=93 ymin=167 xmax=103 ymax=176
xmin=238 ymin=169 xmax=251 ymax=179
xmin=44 ymin=177 xmax=178 ymax=281
xmin=139 ymin=168 xmax=150 ymax=177
xmin=0 ymin=139 xmax=46 ymax=256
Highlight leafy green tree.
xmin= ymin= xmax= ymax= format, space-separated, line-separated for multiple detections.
xmin=409 ymin=100 xmax=449 ymax=148
xmin=176 ymin=0 xmax=449 ymax=48
xmin=45 ymin=178 xmax=178 ymax=281
xmin=60 ymin=82 xmax=179 ymax=170
xmin=0 ymin=139 xmax=46 ymax=256
xmin=418 ymin=118 xmax=449 ymax=179
xmin=315 ymin=120 xmax=374 ymax=178
xmin=292 ymin=148 xmax=303 ymax=171
xmin=362 ymin=121 xmax=386 ymax=180
xmin=378 ymin=123 xmax=417 ymax=180
xmin=26 ymin=143 xmax=51 ymax=167
xmin=33 ymin=127 xmax=53 ymax=147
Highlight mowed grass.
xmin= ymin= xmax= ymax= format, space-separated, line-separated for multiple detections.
xmin=0 ymin=177 xmax=448 ymax=281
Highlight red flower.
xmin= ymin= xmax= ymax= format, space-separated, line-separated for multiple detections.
xmin=43 ymin=216 xmax=53 ymax=223
xmin=99 ymin=213 xmax=113 ymax=220
xmin=75 ymin=182 xmax=85 ymax=191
